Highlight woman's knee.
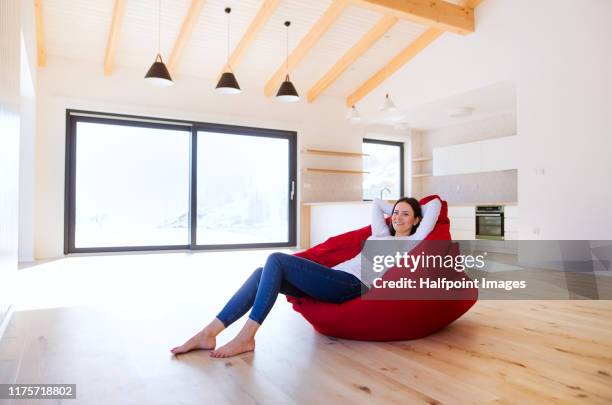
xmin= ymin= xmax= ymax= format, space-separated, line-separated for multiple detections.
xmin=263 ymin=253 xmax=292 ymax=279
xmin=265 ymin=252 xmax=291 ymax=267
xmin=252 ymin=267 xmax=263 ymax=278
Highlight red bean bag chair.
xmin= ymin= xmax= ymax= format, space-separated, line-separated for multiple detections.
xmin=287 ymin=195 xmax=478 ymax=341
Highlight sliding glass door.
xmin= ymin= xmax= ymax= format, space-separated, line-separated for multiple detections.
xmin=65 ymin=112 xmax=296 ymax=253
xmin=196 ymin=129 xmax=292 ymax=246
xmin=68 ymin=118 xmax=191 ymax=250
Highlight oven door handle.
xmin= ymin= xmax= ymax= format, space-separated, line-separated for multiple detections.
xmin=476 ymin=213 xmax=503 ymax=217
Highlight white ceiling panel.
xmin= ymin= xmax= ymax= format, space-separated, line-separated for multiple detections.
xmin=45 ymin=0 xmax=115 ymax=64
xmin=327 ymin=19 xmax=427 ymax=98
xmin=291 ymin=5 xmax=382 ymax=95
xmin=43 ymin=0 xmax=438 ymax=100
xmin=236 ymin=0 xmax=333 ymax=85
xmin=116 ymin=0 xmax=192 ymax=71
xmin=177 ymin=0 xmax=264 ymax=79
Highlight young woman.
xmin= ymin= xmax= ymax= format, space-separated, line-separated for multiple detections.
xmin=171 ymin=197 xmax=441 ymax=358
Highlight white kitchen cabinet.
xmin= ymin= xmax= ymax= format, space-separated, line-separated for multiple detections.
xmin=451 ymin=217 xmax=476 ymax=231
xmin=504 ymin=205 xmax=519 ymax=219
xmin=504 ymin=231 xmax=518 ymax=241
xmin=503 ymin=206 xmax=519 ymax=240
xmin=447 ymin=204 xmax=519 ymax=242
xmin=433 ymin=136 xmax=517 ymax=176
xmin=433 ymin=142 xmax=480 ymax=176
xmin=480 ymin=136 xmax=518 ymax=173
xmin=448 ymin=205 xmax=476 ymax=240
xmin=451 ymin=229 xmax=476 ymax=240
xmin=504 ymin=217 xmax=519 ymax=233
xmin=448 ymin=206 xmax=476 ymax=218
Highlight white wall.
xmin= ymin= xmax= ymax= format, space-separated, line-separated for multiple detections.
xmin=19 ymin=0 xmax=37 ymax=263
xmin=514 ymin=0 xmax=612 ymax=240
xmin=34 ymin=56 xmax=396 ymax=259
xmin=0 ymin=0 xmax=22 ymax=324
xmin=358 ymin=0 xmax=612 ymax=240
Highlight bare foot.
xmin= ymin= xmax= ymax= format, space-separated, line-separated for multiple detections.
xmin=210 ymin=336 xmax=255 ymax=358
xmin=171 ymin=330 xmax=216 ymax=355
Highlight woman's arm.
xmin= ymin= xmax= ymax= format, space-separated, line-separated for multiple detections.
xmin=371 ymin=199 xmax=442 ymax=241
xmin=371 ymin=198 xmax=393 ymax=237
xmin=410 ymin=199 xmax=442 ymax=240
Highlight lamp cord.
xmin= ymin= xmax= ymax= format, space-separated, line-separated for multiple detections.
xmin=157 ymin=0 xmax=161 ymax=56
xmin=227 ymin=10 xmax=230 ymax=70
xmin=285 ymin=24 xmax=289 ymax=76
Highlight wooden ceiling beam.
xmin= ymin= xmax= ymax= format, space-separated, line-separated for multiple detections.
xmin=345 ymin=0 xmax=483 ymax=107
xmin=219 ymin=0 xmax=280 ymax=75
xmin=350 ymin=0 xmax=474 ymax=35
xmin=465 ymin=0 xmax=484 ymax=8
xmin=167 ymin=0 xmax=206 ymax=73
xmin=34 ymin=0 xmax=46 ymax=67
xmin=103 ymin=0 xmax=127 ymax=75
xmin=345 ymin=27 xmax=443 ymax=107
xmin=264 ymin=0 xmax=350 ymax=97
xmin=307 ymin=15 xmax=397 ymax=103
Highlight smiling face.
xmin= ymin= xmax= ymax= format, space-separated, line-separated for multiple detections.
xmin=391 ymin=201 xmax=421 ymax=237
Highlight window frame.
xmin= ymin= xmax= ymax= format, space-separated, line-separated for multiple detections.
xmin=64 ymin=109 xmax=297 ymax=254
xmin=362 ymin=138 xmax=405 ymax=201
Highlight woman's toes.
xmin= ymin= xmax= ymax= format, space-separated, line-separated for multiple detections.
xmin=171 ymin=332 xmax=216 ymax=355
xmin=209 ymin=338 xmax=255 ymax=358
xmin=171 ymin=343 xmax=190 ymax=354
xmin=171 ymin=345 xmax=185 ymax=354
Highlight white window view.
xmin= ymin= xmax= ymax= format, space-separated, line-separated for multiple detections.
xmin=196 ymin=131 xmax=289 ymax=245
xmin=362 ymin=140 xmax=403 ymax=200
xmin=74 ymin=121 xmax=191 ymax=248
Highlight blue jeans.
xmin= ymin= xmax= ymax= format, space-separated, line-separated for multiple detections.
xmin=216 ymin=252 xmax=365 ymax=326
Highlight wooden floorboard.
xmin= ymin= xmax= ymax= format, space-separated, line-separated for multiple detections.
xmin=1 ymin=252 xmax=611 ymax=404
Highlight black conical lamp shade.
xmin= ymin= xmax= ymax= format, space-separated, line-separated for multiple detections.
xmin=215 ymin=72 xmax=241 ymax=94
xmin=276 ymin=75 xmax=299 ymax=102
xmin=144 ymin=54 xmax=174 ymax=86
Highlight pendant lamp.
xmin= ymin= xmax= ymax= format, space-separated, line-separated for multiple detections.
xmin=380 ymin=93 xmax=396 ymax=112
xmin=275 ymin=21 xmax=299 ymax=102
xmin=145 ymin=0 xmax=173 ymax=86
xmin=346 ymin=104 xmax=361 ymax=121
xmin=216 ymin=7 xmax=241 ymax=94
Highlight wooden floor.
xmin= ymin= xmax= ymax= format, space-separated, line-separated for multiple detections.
xmin=1 ymin=251 xmax=611 ymax=404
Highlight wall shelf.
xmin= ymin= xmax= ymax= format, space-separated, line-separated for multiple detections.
xmin=412 ymin=173 xmax=432 ymax=178
xmin=304 ymin=168 xmax=369 ymax=175
xmin=412 ymin=156 xmax=432 ymax=162
xmin=302 ymin=148 xmax=369 ymax=157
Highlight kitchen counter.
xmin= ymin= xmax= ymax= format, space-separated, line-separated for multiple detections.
xmin=447 ymin=201 xmax=518 ymax=206
xmin=302 ymin=201 xmax=371 ymax=206
xmin=300 ymin=200 xmax=519 ymax=248
xmin=303 ymin=200 xmax=518 ymax=207
xmin=300 ymin=201 xmax=375 ymax=248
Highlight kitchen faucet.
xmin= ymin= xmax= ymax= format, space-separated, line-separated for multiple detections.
xmin=380 ymin=187 xmax=391 ymax=200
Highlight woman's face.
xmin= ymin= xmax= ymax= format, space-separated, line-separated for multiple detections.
xmin=391 ymin=201 xmax=420 ymax=236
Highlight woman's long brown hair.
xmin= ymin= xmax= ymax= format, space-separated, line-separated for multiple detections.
xmin=388 ymin=197 xmax=423 ymax=236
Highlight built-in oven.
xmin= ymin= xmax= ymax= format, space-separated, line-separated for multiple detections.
xmin=476 ymin=206 xmax=504 ymax=240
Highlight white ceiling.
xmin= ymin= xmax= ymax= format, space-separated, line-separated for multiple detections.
xmin=43 ymin=0 xmax=431 ymax=99
xmin=376 ymin=81 xmax=517 ymax=130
